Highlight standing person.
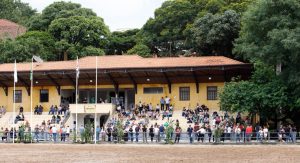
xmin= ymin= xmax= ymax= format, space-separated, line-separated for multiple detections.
xmin=174 ymin=127 xmax=181 ymax=143
xmin=235 ymin=126 xmax=241 ymax=143
xmin=66 ymin=126 xmax=70 ymax=141
xmin=52 ymin=125 xmax=57 ymax=142
xmin=198 ymin=126 xmax=206 ymax=143
xmin=96 ymin=125 xmax=101 ymax=142
xmin=206 ymin=126 xmax=212 ymax=143
xmin=154 ymin=125 xmax=159 ymax=142
xmin=187 ymin=125 xmax=193 ymax=144
xmin=61 ymin=126 xmax=66 ymax=142
xmin=149 ymin=125 xmax=154 ymax=142
xmin=165 ymin=96 xmax=170 ymax=110
xmin=245 ymin=124 xmax=253 ymax=142
xmin=160 ymin=97 xmax=165 ymax=111
xmin=263 ymin=126 xmax=268 ymax=142
xmin=129 ymin=126 xmax=134 ymax=142
xmin=193 ymin=123 xmax=200 ymax=142
xmin=292 ymin=125 xmax=297 ymax=143
xmin=106 ymin=126 xmax=112 ymax=142
xmin=255 ymin=123 xmax=260 ymax=142
xmin=34 ymin=125 xmax=40 ymax=143
xmin=142 ymin=125 xmax=148 ymax=143
xmin=159 ymin=124 xmax=165 ymax=142
xmin=135 ymin=125 xmax=140 ymax=142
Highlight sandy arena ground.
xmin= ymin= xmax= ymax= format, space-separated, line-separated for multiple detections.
xmin=0 ymin=144 xmax=299 ymax=163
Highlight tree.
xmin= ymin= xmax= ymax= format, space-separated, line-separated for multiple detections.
xmin=138 ymin=0 xmax=253 ymax=56
xmin=49 ymin=16 xmax=109 ymax=59
xmin=0 ymin=31 xmax=56 ymax=62
xmin=138 ymin=0 xmax=200 ymax=56
xmin=0 ymin=0 xmax=36 ymax=27
xmin=234 ymin=0 xmax=300 ymax=108
xmin=219 ymin=63 xmax=289 ymax=127
xmin=190 ymin=10 xmax=240 ymax=56
xmin=128 ymin=44 xmax=151 ymax=57
xmin=28 ymin=1 xmax=84 ymax=31
xmin=106 ymin=29 xmax=139 ymax=55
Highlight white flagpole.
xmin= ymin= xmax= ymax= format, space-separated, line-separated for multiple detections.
xmin=30 ymin=57 xmax=33 ymax=143
xmin=75 ymin=56 xmax=79 ymax=140
xmin=13 ymin=60 xmax=17 ymax=144
xmin=94 ymin=56 xmax=98 ymax=144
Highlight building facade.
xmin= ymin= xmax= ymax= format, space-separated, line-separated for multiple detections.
xmin=0 ymin=55 xmax=252 ymax=113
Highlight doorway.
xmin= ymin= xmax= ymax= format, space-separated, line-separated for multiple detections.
xmin=84 ymin=115 xmax=94 ymax=126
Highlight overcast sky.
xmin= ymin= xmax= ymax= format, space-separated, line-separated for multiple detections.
xmin=21 ymin=0 xmax=165 ymax=31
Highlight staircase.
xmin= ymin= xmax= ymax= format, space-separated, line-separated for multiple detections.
xmin=0 ymin=112 xmax=59 ymax=129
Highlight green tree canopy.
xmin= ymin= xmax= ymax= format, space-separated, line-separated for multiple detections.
xmin=234 ymin=0 xmax=300 ymax=107
xmin=219 ymin=63 xmax=289 ymax=126
xmin=127 ymin=44 xmax=151 ymax=57
xmin=138 ymin=0 xmax=254 ymax=56
xmin=0 ymin=0 xmax=36 ymax=27
xmin=190 ymin=10 xmax=240 ymax=56
xmin=0 ymin=31 xmax=56 ymax=62
xmin=48 ymin=16 xmax=109 ymax=59
xmin=106 ymin=29 xmax=139 ymax=55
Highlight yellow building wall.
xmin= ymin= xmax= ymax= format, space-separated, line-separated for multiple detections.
xmin=4 ymin=86 xmax=61 ymax=112
xmin=0 ymin=88 xmax=8 ymax=109
xmin=135 ymin=83 xmax=224 ymax=112
xmin=1 ymin=83 xmax=223 ymax=112
xmin=2 ymin=84 xmax=135 ymax=112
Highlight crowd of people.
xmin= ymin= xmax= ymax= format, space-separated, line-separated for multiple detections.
xmin=0 ymin=99 xmax=299 ymax=144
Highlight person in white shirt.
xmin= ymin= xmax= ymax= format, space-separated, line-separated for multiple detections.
xmin=156 ymin=104 xmax=160 ymax=113
xmin=66 ymin=126 xmax=70 ymax=141
xmin=154 ymin=126 xmax=160 ymax=142
xmin=165 ymin=96 xmax=170 ymax=110
xmin=263 ymin=126 xmax=268 ymax=141
xmin=198 ymin=126 xmax=206 ymax=142
xmin=235 ymin=126 xmax=241 ymax=142
xmin=52 ymin=125 xmax=57 ymax=142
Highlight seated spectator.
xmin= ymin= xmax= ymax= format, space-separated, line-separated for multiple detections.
xmin=169 ymin=104 xmax=173 ymax=112
xmin=34 ymin=105 xmax=39 ymax=115
xmin=155 ymin=104 xmax=160 ymax=113
xmin=58 ymin=105 xmax=63 ymax=115
xmin=56 ymin=115 xmax=61 ymax=124
xmin=38 ymin=105 xmax=43 ymax=115
xmin=54 ymin=105 xmax=58 ymax=114
xmin=19 ymin=106 xmax=24 ymax=114
xmin=2 ymin=128 xmax=8 ymax=142
xmin=48 ymin=105 xmax=55 ymax=115
xmin=182 ymin=107 xmax=186 ymax=117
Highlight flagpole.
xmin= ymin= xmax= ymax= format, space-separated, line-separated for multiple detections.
xmin=75 ymin=56 xmax=79 ymax=141
xmin=30 ymin=57 xmax=33 ymax=143
xmin=13 ymin=60 xmax=17 ymax=144
xmin=94 ymin=56 xmax=98 ymax=144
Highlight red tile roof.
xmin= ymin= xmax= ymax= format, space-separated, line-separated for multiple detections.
xmin=0 ymin=19 xmax=26 ymax=39
xmin=0 ymin=55 xmax=247 ymax=73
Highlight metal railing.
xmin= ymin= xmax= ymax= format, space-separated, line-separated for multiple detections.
xmin=0 ymin=131 xmax=299 ymax=144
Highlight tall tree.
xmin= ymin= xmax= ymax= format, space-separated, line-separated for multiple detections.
xmin=49 ymin=16 xmax=109 ymax=60
xmin=0 ymin=31 xmax=56 ymax=62
xmin=190 ymin=10 xmax=240 ymax=56
xmin=106 ymin=29 xmax=139 ymax=55
xmin=0 ymin=0 xmax=36 ymax=26
xmin=234 ymin=0 xmax=300 ymax=108
xmin=219 ymin=63 xmax=289 ymax=127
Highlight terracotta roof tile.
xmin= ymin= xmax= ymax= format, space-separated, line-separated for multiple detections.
xmin=0 ymin=19 xmax=26 ymax=39
xmin=0 ymin=55 xmax=246 ymax=72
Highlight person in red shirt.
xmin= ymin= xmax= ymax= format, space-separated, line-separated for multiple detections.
xmin=245 ymin=124 xmax=253 ymax=142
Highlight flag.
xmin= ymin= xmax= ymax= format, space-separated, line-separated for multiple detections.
xmin=14 ymin=60 xmax=17 ymax=83
xmin=76 ymin=56 xmax=80 ymax=79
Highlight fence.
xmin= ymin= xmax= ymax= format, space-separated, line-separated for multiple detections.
xmin=0 ymin=131 xmax=299 ymax=144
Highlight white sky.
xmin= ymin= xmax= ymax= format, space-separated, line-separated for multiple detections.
xmin=21 ymin=0 xmax=166 ymax=31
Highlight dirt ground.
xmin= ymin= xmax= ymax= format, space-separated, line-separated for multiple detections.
xmin=0 ymin=144 xmax=299 ymax=163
